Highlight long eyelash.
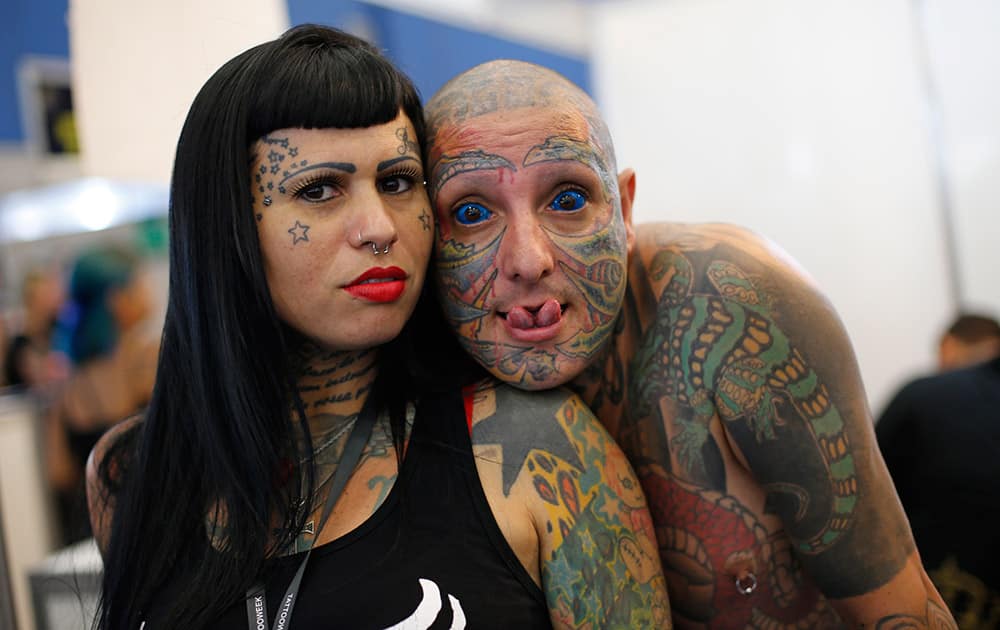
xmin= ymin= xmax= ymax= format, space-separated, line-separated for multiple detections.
xmin=383 ymin=166 xmax=422 ymax=182
xmin=288 ymin=173 xmax=344 ymax=198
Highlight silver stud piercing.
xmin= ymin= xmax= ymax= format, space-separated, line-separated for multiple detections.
xmin=263 ymin=195 xmax=272 ymax=206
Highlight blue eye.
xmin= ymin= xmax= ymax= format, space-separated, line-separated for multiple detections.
xmin=550 ymin=190 xmax=586 ymax=212
xmin=454 ymin=202 xmax=492 ymax=226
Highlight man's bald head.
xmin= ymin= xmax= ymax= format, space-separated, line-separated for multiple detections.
xmin=425 ymin=60 xmax=617 ymax=176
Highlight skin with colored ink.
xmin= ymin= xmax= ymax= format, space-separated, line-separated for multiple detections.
xmin=467 ymin=382 xmax=670 ymax=628
xmin=430 ymin=100 xmax=633 ymax=391
xmin=426 ymin=60 xmax=957 ymax=628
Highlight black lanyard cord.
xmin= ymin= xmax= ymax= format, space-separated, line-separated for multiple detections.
xmin=245 ymin=393 xmax=378 ymax=630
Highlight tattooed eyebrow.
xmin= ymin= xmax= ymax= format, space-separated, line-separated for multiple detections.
xmin=523 ymin=136 xmax=606 ymax=171
xmin=377 ymin=155 xmax=419 ymax=172
xmin=278 ymin=161 xmax=357 ymax=185
xmin=523 ymin=135 xmax=614 ymax=199
xmin=429 ymin=150 xmax=517 ymax=198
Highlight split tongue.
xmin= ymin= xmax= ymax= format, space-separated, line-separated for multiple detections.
xmin=507 ymin=299 xmax=562 ymax=330
xmin=507 ymin=307 xmax=535 ymax=329
xmin=536 ymin=299 xmax=562 ymax=327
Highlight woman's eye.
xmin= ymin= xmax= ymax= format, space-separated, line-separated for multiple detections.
xmin=298 ymin=183 xmax=338 ymax=202
xmin=454 ymin=202 xmax=492 ymax=226
xmin=550 ymin=190 xmax=586 ymax=212
xmin=379 ymin=175 xmax=415 ymax=194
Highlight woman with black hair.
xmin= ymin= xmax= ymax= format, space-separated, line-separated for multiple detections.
xmin=87 ymin=24 xmax=669 ymax=629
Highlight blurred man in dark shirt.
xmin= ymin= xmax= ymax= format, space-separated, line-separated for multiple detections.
xmin=877 ymin=313 xmax=1000 ymax=628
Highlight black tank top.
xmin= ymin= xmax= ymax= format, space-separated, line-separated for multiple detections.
xmin=206 ymin=388 xmax=550 ymax=629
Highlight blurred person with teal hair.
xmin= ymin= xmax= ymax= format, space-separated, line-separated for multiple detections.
xmin=46 ymin=245 xmax=159 ymax=544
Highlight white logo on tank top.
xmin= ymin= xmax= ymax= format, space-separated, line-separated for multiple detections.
xmin=382 ymin=578 xmax=466 ymax=630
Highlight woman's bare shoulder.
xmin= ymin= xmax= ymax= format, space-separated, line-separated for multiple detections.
xmin=86 ymin=414 xmax=144 ymax=557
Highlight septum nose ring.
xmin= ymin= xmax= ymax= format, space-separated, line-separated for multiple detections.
xmin=359 ymin=231 xmax=391 ymax=255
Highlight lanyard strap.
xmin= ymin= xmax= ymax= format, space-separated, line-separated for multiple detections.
xmin=246 ymin=394 xmax=378 ymax=630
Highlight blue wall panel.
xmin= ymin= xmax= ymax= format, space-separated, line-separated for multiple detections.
xmin=0 ymin=0 xmax=69 ymax=142
xmin=287 ymin=1 xmax=591 ymax=103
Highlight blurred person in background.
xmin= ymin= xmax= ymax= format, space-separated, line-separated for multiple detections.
xmin=936 ymin=313 xmax=1000 ymax=372
xmin=46 ymin=245 xmax=158 ymax=544
xmin=877 ymin=313 xmax=1000 ymax=628
xmin=2 ymin=264 xmax=68 ymax=393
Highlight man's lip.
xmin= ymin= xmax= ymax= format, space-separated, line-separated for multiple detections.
xmin=347 ymin=266 xmax=406 ymax=286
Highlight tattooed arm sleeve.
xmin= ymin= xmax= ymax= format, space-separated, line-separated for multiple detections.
xmin=529 ymin=390 xmax=671 ymax=628
xmin=655 ymin=226 xmax=955 ymax=627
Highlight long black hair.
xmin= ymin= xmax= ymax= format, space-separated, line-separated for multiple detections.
xmin=95 ymin=24 xmax=425 ymax=628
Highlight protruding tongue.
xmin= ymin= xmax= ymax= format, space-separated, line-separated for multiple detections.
xmin=536 ymin=299 xmax=562 ymax=327
xmin=507 ymin=299 xmax=562 ymax=329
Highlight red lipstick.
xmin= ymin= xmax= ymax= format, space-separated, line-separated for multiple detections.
xmin=344 ymin=266 xmax=407 ymax=303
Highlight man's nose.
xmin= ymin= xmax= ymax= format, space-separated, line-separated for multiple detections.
xmin=498 ymin=215 xmax=555 ymax=283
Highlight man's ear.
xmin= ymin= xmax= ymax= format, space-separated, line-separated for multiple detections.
xmin=618 ymin=168 xmax=637 ymax=254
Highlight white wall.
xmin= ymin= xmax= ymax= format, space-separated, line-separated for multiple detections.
xmin=919 ymin=0 xmax=1000 ymax=314
xmin=68 ymin=0 xmax=290 ymax=185
xmin=588 ymin=0 xmax=1000 ymax=415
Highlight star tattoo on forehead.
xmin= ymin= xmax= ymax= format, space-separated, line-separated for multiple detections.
xmin=472 ymin=386 xmax=584 ymax=496
xmin=288 ymin=220 xmax=310 ymax=244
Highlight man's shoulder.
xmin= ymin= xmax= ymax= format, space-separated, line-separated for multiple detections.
xmin=628 ymin=221 xmax=823 ymax=315
xmin=634 ymin=222 xmax=802 ymax=272
xmin=634 ymin=221 xmax=762 ymax=249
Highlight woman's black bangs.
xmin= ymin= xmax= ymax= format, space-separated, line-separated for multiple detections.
xmin=247 ymin=47 xmax=405 ymax=144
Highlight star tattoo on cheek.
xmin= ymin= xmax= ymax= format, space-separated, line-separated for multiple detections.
xmin=288 ymin=220 xmax=310 ymax=244
xmin=419 ymin=208 xmax=431 ymax=231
